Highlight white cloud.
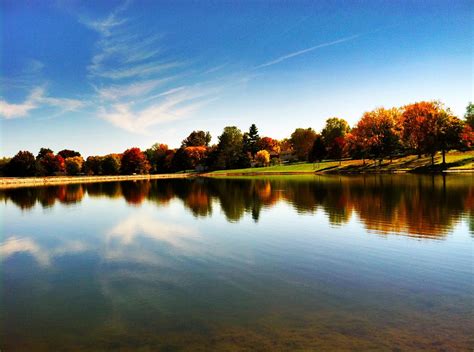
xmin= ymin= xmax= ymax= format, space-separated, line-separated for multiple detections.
xmin=0 ymin=98 xmax=37 ymax=119
xmin=95 ymin=78 xmax=170 ymax=101
xmin=107 ymin=213 xmax=199 ymax=250
xmin=0 ymin=236 xmax=50 ymax=266
xmin=81 ymin=1 xmax=231 ymax=133
xmin=83 ymin=3 xmax=177 ymax=81
xmin=99 ymin=92 xmax=211 ymax=134
xmin=0 ymin=86 xmax=85 ymax=119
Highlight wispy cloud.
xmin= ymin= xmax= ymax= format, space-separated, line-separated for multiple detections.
xmin=81 ymin=1 xmax=223 ymax=134
xmin=0 ymin=86 xmax=85 ymax=119
xmin=82 ymin=2 xmax=179 ymax=81
xmin=255 ymin=34 xmax=361 ymax=69
xmin=94 ymin=78 xmax=171 ymax=101
xmin=99 ymin=85 xmax=217 ymax=134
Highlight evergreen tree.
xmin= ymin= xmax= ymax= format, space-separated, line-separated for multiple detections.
xmin=243 ymin=124 xmax=260 ymax=156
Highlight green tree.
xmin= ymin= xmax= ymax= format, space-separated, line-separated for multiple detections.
xmin=36 ymin=148 xmax=53 ymax=160
xmin=465 ymin=102 xmax=474 ymax=129
xmin=290 ymin=128 xmax=317 ymax=161
xmin=101 ymin=154 xmax=121 ymax=175
xmin=84 ymin=156 xmax=103 ymax=175
xmin=215 ymin=126 xmax=245 ymax=169
xmin=0 ymin=157 xmax=11 ymax=176
xmin=181 ymin=130 xmax=211 ymax=147
xmin=7 ymin=151 xmax=36 ymax=177
xmin=321 ymin=117 xmax=350 ymax=159
xmin=243 ymin=124 xmax=261 ymax=156
xmin=145 ymin=143 xmax=169 ymax=173
xmin=309 ymin=135 xmax=326 ymax=162
xmin=58 ymin=149 xmax=81 ymax=159
xmin=429 ymin=109 xmax=465 ymax=164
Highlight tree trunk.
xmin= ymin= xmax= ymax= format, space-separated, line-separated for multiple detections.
xmin=442 ymin=150 xmax=446 ymax=165
xmin=431 ymin=154 xmax=434 ymax=166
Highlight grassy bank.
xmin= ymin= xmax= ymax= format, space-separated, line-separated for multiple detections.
xmin=207 ymin=150 xmax=474 ymax=176
xmin=0 ymin=173 xmax=192 ymax=189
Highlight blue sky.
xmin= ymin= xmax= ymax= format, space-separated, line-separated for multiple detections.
xmin=1 ymin=0 xmax=472 ymax=157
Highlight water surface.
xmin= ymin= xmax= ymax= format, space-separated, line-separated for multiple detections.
xmin=1 ymin=175 xmax=472 ymax=351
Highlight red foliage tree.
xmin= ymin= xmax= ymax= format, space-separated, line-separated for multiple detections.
xmin=40 ymin=152 xmax=65 ymax=176
xmin=184 ymin=146 xmax=208 ymax=169
xmin=257 ymin=137 xmax=280 ymax=156
xmin=120 ymin=148 xmax=150 ymax=175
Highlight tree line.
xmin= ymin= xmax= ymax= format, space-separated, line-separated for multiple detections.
xmin=2 ymin=101 xmax=473 ymax=177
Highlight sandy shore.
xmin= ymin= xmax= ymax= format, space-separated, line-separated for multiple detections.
xmin=0 ymin=174 xmax=193 ymax=189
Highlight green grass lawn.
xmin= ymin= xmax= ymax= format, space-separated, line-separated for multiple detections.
xmin=208 ymin=150 xmax=474 ymax=174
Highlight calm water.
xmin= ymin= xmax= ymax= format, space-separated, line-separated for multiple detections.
xmin=0 ymin=175 xmax=472 ymax=351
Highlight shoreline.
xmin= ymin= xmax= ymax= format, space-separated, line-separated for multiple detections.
xmin=202 ymin=169 xmax=473 ymax=177
xmin=0 ymin=174 xmax=193 ymax=189
xmin=1 ymin=168 xmax=472 ymax=188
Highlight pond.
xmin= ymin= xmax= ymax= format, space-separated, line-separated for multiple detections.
xmin=0 ymin=175 xmax=472 ymax=351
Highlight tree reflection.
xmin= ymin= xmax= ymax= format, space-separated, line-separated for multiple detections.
xmin=1 ymin=175 xmax=472 ymax=238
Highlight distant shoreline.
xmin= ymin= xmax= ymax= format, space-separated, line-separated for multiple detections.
xmin=0 ymin=174 xmax=193 ymax=189
xmin=1 ymin=167 xmax=473 ymax=189
xmin=1 ymin=151 xmax=473 ymax=189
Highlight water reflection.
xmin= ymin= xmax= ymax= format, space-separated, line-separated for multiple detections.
xmin=1 ymin=175 xmax=472 ymax=238
xmin=1 ymin=175 xmax=472 ymax=351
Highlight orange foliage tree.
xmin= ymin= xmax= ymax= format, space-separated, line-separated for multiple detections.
xmin=353 ymin=107 xmax=402 ymax=164
xmin=255 ymin=149 xmax=270 ymax=166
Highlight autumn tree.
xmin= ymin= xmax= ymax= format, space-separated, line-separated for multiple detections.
xmin=290 ymin=128 xmax=317 ymax=161
xmin=101 ymin=154 xmax=121 ymax=175
xmin=184 ymin=146 xmax=208 ymax=169
xmin=255 ymin=150 xmax=270 ymax=166
xmin=355 ymin=107 xmax=402 ymax=164
xmin=120 ymin=148 xmax=150 ymax=174
xmin=257 ymin=137 xmax=280 ymax=156
xmin=460 ymin=124 xmax=474 ymax=151
xmin=402 ymin=101 xmax=440 ymax=157
xmin=279 ymin=138 xmax=295 ymax=162
xmin=65 ymin=156 xmax=84 ymax=176
xmin=243 ymin=124 xmax=261 ymax=156
xmin=465 ymin=102 xmax=474 ymax=129
xmin=181 ymin=131 xmax=211 ymax=147
xmin=321 ymin=117 xmax=350 ymax=160
xmin=39 ymin=152 xmax=65 ymax=175
xmin=6 ymin=151 xmax=36 ymax=177
xmin=344 ymin=129 xmax=368 ymax=163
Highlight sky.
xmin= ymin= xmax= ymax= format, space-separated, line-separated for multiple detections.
xmin=0 ymin=0 xmax=472 ymax=157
